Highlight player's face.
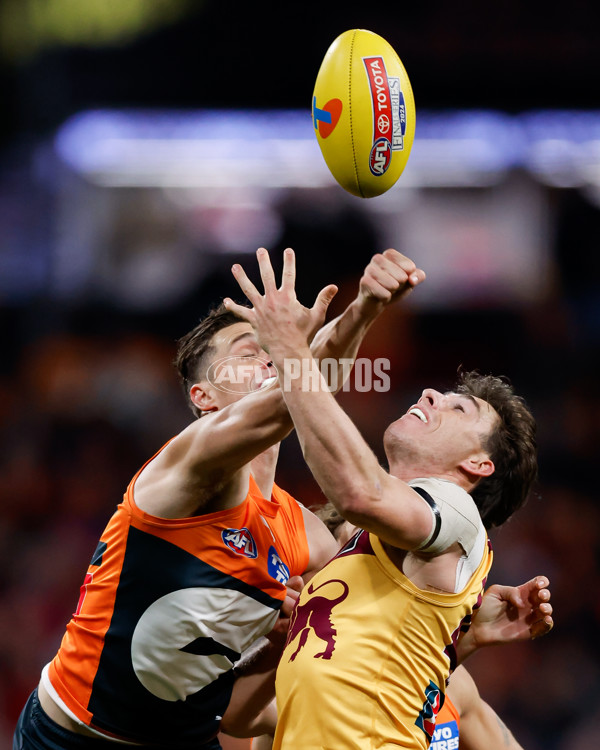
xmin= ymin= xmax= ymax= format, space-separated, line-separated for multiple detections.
xmin=204 ymin=322 xmax=277 ymax=408
xmin=384 ymin=388 xmax=499 ymax=475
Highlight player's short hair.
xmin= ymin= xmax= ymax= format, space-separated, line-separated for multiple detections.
xmin=455 ymin=370 xmax=537 ymax=528
xmin=174 ymin=303 xmax=245 ymax=417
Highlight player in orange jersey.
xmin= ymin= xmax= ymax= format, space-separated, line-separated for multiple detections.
xmin=14 ymin=248 xmax=427 ymax=750
xmin=225 ymin=248 xmax=542 ymax=749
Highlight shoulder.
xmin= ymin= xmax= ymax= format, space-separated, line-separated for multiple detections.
xmin=408 ymin=478 xmax=483 ymax=556
xmin=409 ymin=477 xmax=477 ymax=515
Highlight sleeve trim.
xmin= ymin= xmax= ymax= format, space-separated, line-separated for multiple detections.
xmin=413 ymin=487 xmax=441 ymax=551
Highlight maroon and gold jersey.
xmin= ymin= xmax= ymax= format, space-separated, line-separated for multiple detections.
xmin=274 ymin=529 xmax=492 ymax=750
xmin=45 ymin=444 xmax=309 ymax=748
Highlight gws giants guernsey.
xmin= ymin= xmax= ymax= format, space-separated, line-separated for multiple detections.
xmin=45 ymin=444 xmax=309 ymax=748
xmin=430 ymin=697 xmax=460 ymax=750
xmin=273 ymin=488 xmax=492 ymax=749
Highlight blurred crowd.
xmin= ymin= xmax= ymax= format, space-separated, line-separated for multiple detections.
xmin=1 ymin=183 xmax=599 ymax=750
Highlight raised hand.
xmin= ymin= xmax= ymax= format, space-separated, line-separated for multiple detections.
xmin=357 ymin=248 xmax=426 ymax=309
xmin=223 ymin=247 xmax=338 ymax=356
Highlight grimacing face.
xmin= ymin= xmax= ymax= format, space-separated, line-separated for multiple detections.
xmin=193 ymin=322 xmax=278 ymax=412
xmin=383 ymin=387 xmax=500 ymax=479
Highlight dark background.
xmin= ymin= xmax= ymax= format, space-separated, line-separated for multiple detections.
xmin=4 ymin=1 xmax=600 ymax=142
xmin=1 ymin=2 xmax=600 ymax=748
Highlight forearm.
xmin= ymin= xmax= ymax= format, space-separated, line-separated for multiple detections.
xmin=177 ymin=385 xmax=294 ymax=484
xmin=454 ymin=628 xmax=480 ymax=664
xmin=219 ymin=639 xmax=281 ymax=738
xmin=272 ymin=345 xmax=430 ymax=548
xmin=311 ymin=296 xmax=382 ymax=362
xmin=276 ymin=344 xmax=384 ymax=519
xmin=460 ymin=701 xmax=524 ymax=750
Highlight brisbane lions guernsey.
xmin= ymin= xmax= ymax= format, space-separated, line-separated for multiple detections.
xmin=273 ymin=483 xmax=492 ymax=750
xmin=43 ymin=445 xmax=309 ymax=748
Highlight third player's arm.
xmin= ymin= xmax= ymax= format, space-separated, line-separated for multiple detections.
xmin=450 ymin=666 xmax=524 ymax=750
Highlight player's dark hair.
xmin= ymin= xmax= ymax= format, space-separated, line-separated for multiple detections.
xmin=174 ymin=303 xmax=245 ymax=417
xmin=455 ymin=370 xmax=537 ymax=529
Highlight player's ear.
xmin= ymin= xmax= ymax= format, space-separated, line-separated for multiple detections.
xmin=459 ymin=453 xmax=495 ymax=480
xmin=190 ymin=382 xmax=218 ymax=414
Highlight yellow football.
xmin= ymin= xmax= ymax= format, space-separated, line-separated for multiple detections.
xmin=312 ymin=29 xmax=416 ymax=198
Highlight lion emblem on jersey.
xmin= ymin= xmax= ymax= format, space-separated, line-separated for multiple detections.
xmin=285 ymin=578 xmax=349 ymax=661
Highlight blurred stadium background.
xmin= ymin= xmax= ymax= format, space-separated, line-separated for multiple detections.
xmin=1 ymin=2 xmax=599 ymax=748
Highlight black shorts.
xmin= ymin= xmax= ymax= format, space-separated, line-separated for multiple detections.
xmin=13 ymin=690 xmax=222 ymax=750
xmin=13 ymin=690 xmax=128 ymax=749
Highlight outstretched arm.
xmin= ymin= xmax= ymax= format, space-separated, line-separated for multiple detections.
xmin=230 ymin=247 xmax=419 ymax=394
xmin=225 ymin=248 xmax=435 ymax=551
xmin=309 ymin=248 xmax=423 ymax=384
xmin=139 ymin=248 xmax=425 ymax=518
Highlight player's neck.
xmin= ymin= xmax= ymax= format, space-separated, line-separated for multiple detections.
xmin=250 ymin=444 xmax=281 ymax=499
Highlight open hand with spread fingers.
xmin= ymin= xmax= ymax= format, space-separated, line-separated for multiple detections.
xmin=223 ymin=247 xmax=338 ymax=357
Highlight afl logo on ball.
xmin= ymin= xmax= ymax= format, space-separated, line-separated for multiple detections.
xmin=369 ymin=138 xmax=392 ymax=176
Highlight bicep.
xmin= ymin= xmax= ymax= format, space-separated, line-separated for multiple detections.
xmin=181 ymin=390 xmax=292 ymax=479
xmin=137 ymin=391 xmax=291 ymax=509
xmin=343 ymin=473 xmax=436 ymax=551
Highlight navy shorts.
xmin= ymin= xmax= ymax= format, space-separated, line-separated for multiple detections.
xmin=13 ymin=689 xmax=125 ymax=749
xmin=13 ymin=689 xmax=222 ymax=750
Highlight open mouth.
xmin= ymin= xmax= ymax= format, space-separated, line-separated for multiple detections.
xmin=258 ymin=375 xmax=278 ymax=390
xmin=407 ymin=407 xmax=428 ymax=423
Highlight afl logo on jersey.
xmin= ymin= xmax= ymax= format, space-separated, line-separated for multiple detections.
xmin=222 ymin=528 xmax=258 ymax=558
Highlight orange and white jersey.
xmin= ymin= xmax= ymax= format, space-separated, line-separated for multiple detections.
xmin=45 ymin=444 xmax=309 ymax=748
xmin=430 ymin=696 xmax=460 ymax=749
xmin=273 ymin=527 xmax=492 ymax=750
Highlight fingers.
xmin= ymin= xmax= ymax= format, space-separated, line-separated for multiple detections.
xmin=522 ymin=575 xmax=551 ymax=605
xmin=530 ymin=611 xmax=554 ymax=639
xmin=256 ymin=247 xmax=278 ymax=293
xmin=286 ymin=575 xmax=305 ymax=594
xmin=231 ymin=262 xmax=262 ymax=305
xmin=232 ymin=248 xmax=296 ymax=301
xmin=223 ymin=298 xmax=254 ymax=322
xmin=360 ymin=250 xmax=426 ymax=303
xmin=381 ymin=248 xmax=426 ymax=286
xmin=280 ymin=576 xmax=304 ymax=619
xmin=280 ymin=248 xmax=296 ymax=291
xmin=524 ymin=576 xmax=553 ymax=640
xmin=313 ymin=284 xmax=338 ymax=314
